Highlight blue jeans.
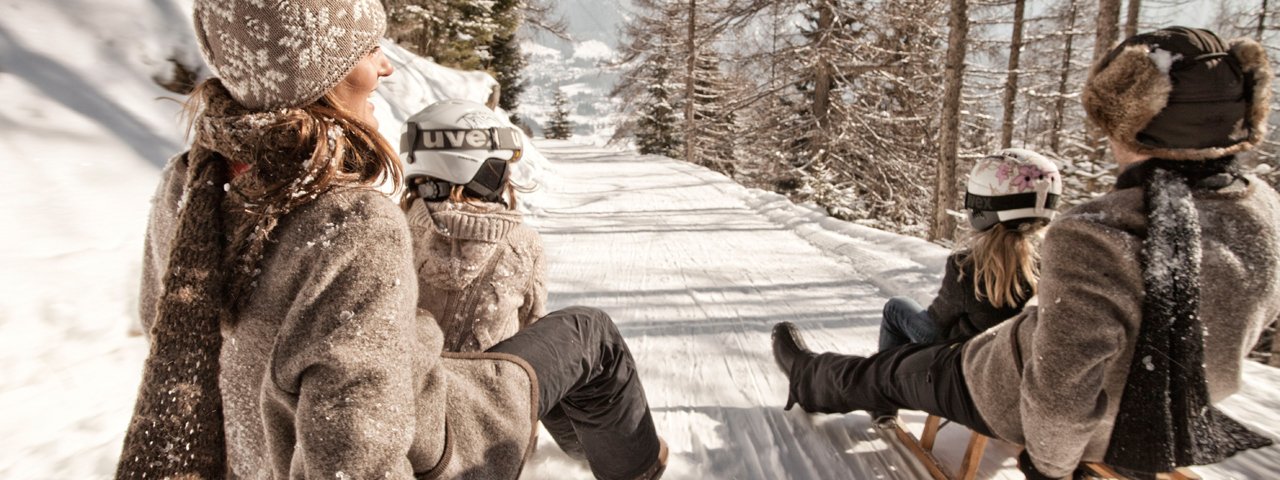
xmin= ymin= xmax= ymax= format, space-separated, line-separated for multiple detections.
xmin=878 ymin=297 xmax=942 ymax=353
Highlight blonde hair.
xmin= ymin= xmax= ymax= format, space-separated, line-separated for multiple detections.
xmin=959 ymin=220 xmax=1047 ymax=309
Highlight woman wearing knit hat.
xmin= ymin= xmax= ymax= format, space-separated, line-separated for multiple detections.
xmin=772 ymin=26 xmax=1280 ymax=479
xmin=118 ymin=1 xmax=666 ymax=479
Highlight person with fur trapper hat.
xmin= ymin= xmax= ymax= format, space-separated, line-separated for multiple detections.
xmin=772 ymin=26 xmax=1280 ymax=479
xmin=118 ymin=1 xmax=667 ymax=479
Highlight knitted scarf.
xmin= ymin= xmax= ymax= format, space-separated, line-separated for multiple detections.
xmin=1104 ymin=159 xmax=1273 ymax=476
xmin=116 ymin=81 xmax=335 ymax=479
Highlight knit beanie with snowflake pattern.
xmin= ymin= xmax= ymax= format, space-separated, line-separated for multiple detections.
xmin=193 ymin=0 xmax=387 ymax=110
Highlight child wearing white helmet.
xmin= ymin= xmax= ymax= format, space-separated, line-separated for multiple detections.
xmin=872 ymin=148 xmax=1060 ymax=423
xmin=400 ymin=98 xmax=545 ymax=352
xmin=400 ymin=99 xmax=668 ymax=477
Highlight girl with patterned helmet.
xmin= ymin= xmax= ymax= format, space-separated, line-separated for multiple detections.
xmin=870 ymin=149 xmax=1059 ymax=423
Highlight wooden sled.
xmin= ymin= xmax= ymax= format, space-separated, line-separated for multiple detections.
xmin=876 ymin=414 xmax=983 ymax=480
xmin=882 ymin=414 xmax=1201 ymax=480
xmin=1081 ymin=463 xmax=1201 ymax=480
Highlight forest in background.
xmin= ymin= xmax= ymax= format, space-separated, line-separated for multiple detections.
xmin=364 ymin=0 xmax=1277 ymax=363
xmin=609 ymin=0 xmax=1280 ymax=364
xmin=610 ymin=0 xmax=1280 ymax=242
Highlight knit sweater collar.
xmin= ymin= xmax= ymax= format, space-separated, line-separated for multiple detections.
xmin=407 ymin=199 xmax=522 ymax=242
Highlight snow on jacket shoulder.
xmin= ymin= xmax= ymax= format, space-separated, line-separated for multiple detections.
xmin=407 ymin=199 xmax=547 ymax=352
xmin=961 ymin=171 xmax=1280 ymax=478
xmin=140 ymin=154 xmax=539 ymax=479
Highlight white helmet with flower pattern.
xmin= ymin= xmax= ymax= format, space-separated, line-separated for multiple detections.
xmin=964 ymin=148 xmax=1063 ymax=231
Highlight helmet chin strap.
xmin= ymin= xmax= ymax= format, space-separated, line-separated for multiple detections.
xmin=1034 ymin=177 xmax=1052 ymax=216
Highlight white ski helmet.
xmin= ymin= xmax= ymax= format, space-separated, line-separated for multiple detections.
xmin=399 ymin=99 xmax=523 ymax=201
xmin=964 ymin=148 xmax=1063 ymax=231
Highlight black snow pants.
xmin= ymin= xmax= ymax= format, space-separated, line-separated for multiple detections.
xmin=788 ymin=339 xmax=996 ymax=437
xmin=489 ymin=306 xmax=660 ymax=480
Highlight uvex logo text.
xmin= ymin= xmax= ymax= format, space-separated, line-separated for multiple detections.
xmin=421 ymin=129 xmax=492 ymax=149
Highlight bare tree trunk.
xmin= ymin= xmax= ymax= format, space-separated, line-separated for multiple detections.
xmin=931 ymin=0 xmax=968 ymax=242
xmin=1124 ymin=0 xmax=1141 ymax=38
xmin=1260 ymin=0 xmax=1271 ymax=42
xmin=1050 ymin=0 xmax=1079 ymax=154
xmin=1000 ymin=0 xmax=1027 ymax=149
xmin=1094 ymin=0 xmax=1122 ymax=61
xmin=684 ymin=0 xmax=697 ymax=165
xmin=1088 ymin=0 xmax=1122 ymax=162
xmin=814 ymin=1 xmax=834 ymax=130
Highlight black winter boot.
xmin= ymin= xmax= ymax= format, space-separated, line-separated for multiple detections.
xmin=772 ymin=322 xmax=814 ymax=410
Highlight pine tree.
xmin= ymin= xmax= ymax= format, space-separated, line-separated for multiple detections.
xmin=485 ymin=0 xmax=527 ymax=125
xmin=613 ymin=0 xmax=689 ymax=156
xmin=382 ymin=0 xmax=499 ymax=70
xmin=546 ymin=88 xmax=574 ymax=140
xmin=689 ymin=49 xmax=737 ymax=175
xmin=635 ymin=51 xmax=683 ymax=158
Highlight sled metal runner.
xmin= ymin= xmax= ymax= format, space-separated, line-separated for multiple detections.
xmin=884 ymin=414 xmax=1201 ymax=480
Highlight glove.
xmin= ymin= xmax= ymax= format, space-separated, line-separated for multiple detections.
xmin=1017 ymin=450 xmax=1087 ymax=480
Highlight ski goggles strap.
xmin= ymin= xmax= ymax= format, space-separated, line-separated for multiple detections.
xmin=964 ymin=192 xmax=1060 ymax=212
xmin=401 ymin=125 xmax=523 ymax=153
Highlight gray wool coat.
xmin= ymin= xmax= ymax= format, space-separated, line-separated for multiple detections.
xmin=141 ymin=155 xmax=539 ymax=479
xmin=406 ymin=200 xmax=547 ymax=353
xmin=961 ymin=172 xmax=1280 ymax=477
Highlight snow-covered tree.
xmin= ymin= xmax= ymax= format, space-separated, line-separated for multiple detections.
xmin=546 ymin=88 xmax=574 ymax=139
xmin=485 ymin=0 xmax=527 ymax=124
xmin=382 ymin=0 xmax=499 ymax=70
xmin=634 ymin=51 xmax=683 ymax=158
xmin=688 ymin=49 xmax=738 ymax=175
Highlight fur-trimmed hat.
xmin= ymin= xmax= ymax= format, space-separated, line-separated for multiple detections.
xmin=193 ymin=0 xmax=386 ymax=110
xmin=1083 ymin=27 xmax=1272 ymax=161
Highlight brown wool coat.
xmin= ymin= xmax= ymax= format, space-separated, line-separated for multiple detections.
xmin=406 ymin=200 xmax=547 ymax=353
xmin=961 ymin=174 xmax=1280 ymax=477
xmin=141 ymin=155 xmax=540 ymax=479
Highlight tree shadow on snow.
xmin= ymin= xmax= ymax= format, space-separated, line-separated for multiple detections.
xmin=0 ymin=26 xmax=180 ymax=168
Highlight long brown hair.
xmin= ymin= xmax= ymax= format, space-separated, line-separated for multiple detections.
xmin=181 ymin=78 xmax=403 ymax=315
xmin=959 ymin=220 xmax=1047 ymax=309
xmin=182 ymin=80 xmax=402 ymax=193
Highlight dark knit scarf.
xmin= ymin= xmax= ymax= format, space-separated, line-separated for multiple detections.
xmin=1104 ymin=158 xmax=1273 ymax=477
xmin=117 ymin=80 xmax=336 ymax=479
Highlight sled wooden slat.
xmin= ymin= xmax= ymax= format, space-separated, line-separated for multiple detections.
xmin=1084 ymin=463 xmax=1201 ymax=480
xmin=920 ymin=414 xmax=942 ymax=451
xmin=888 ymin=421 xmax=951 ymax=480
xmin=957 ymin=431 xmax=987 ymax=480
xmin=895 ymin=414 xmax=985 ymax=480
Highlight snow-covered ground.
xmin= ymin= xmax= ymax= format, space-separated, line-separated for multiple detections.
xmin=7 ymin=136 xmax=1280 ymax=478
xmin=515 ymin=142 xmax=1280 ymax=480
